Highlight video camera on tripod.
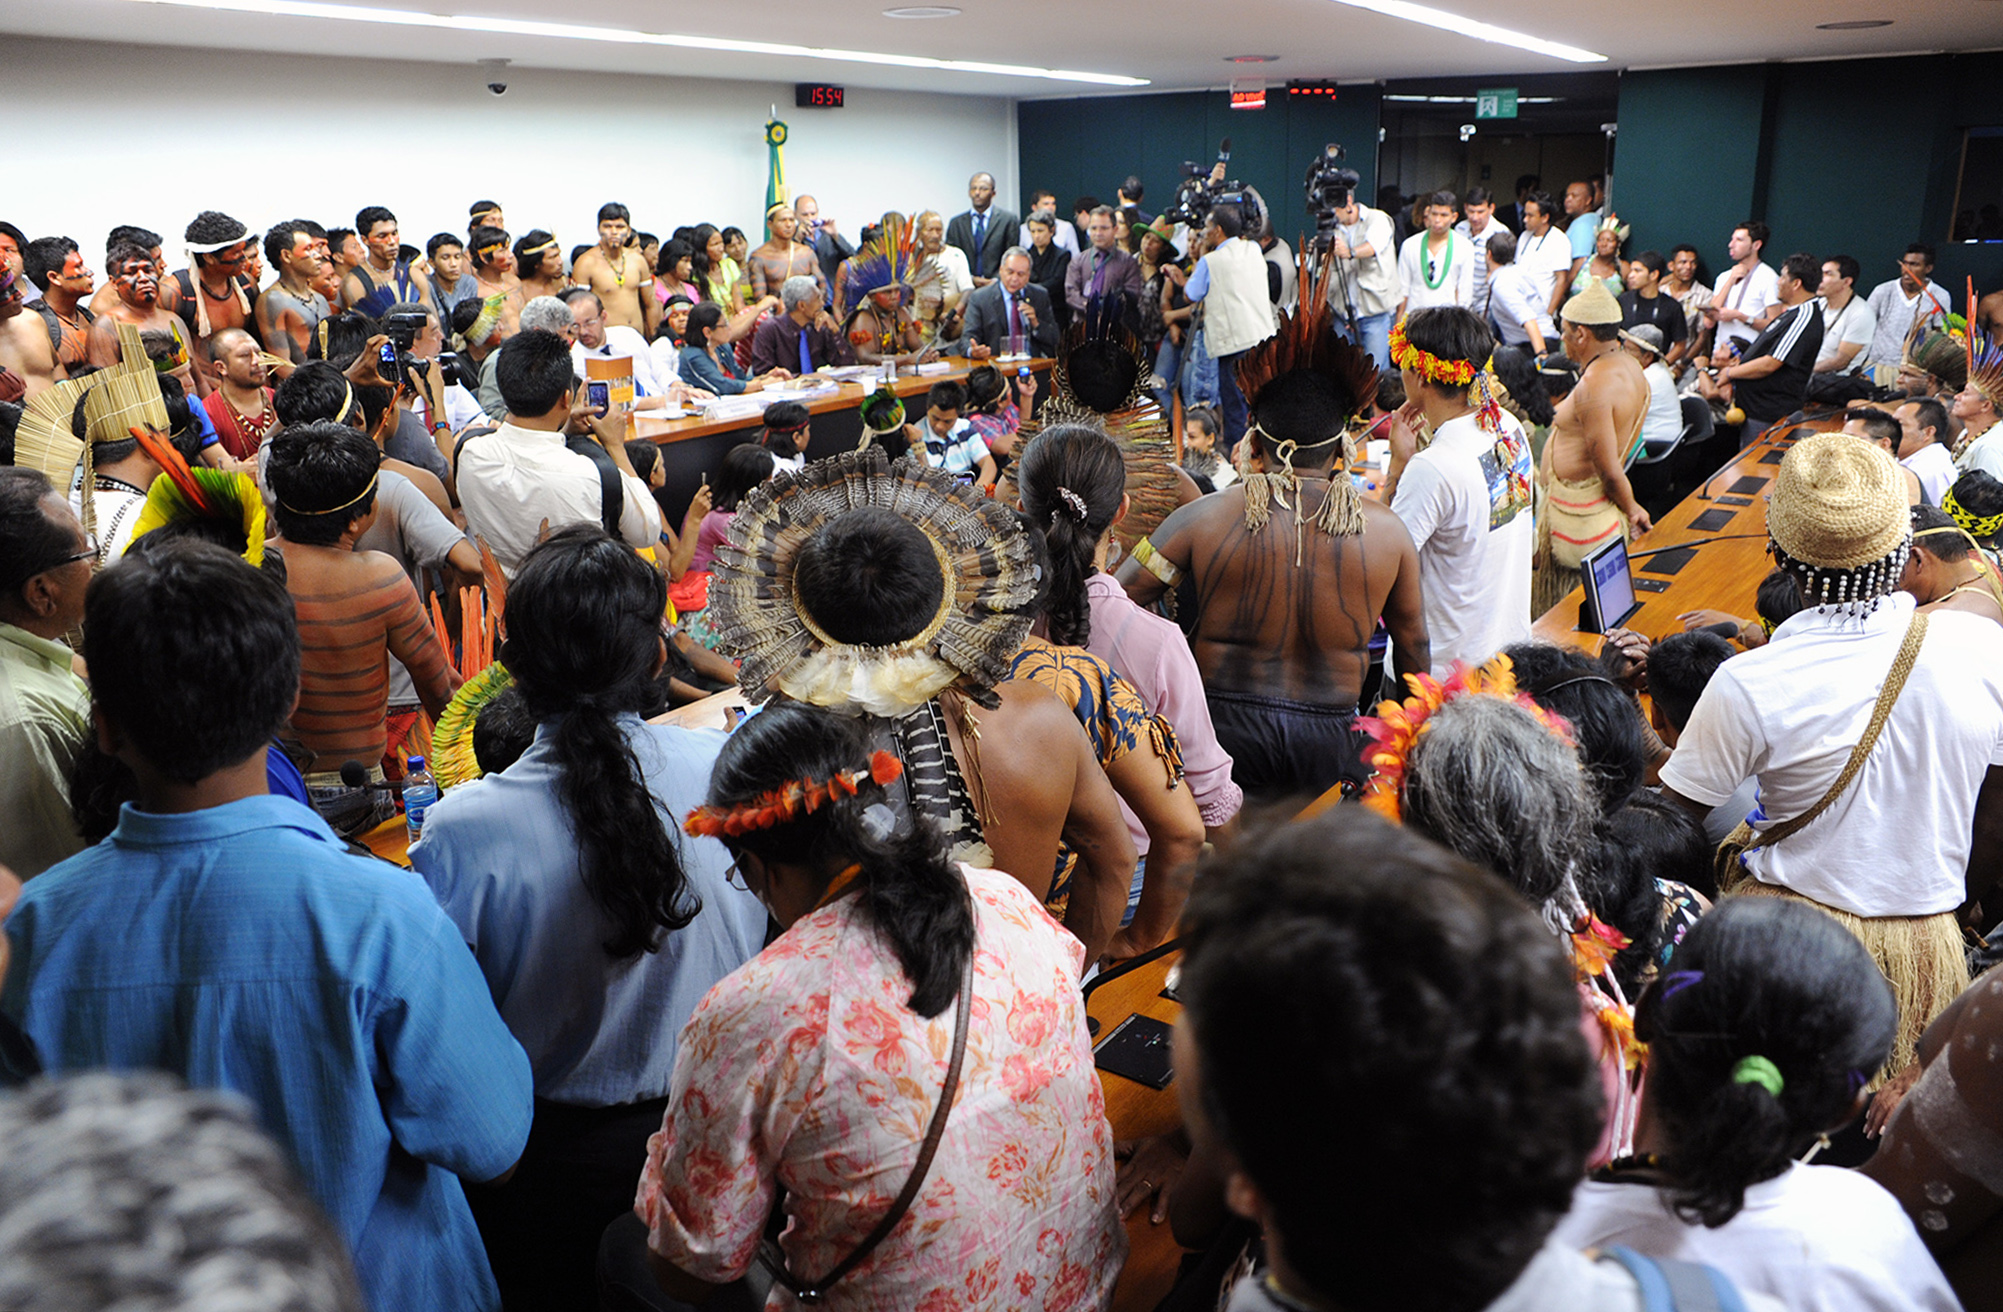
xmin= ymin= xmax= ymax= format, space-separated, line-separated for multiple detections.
xmin=1303 ymin=143 xmax=1361 ymax=255
xmin=1164 ymin=137 xmax=1265 ymax=234
xmin=1302 ymin=142 xmax=1366 ymax=337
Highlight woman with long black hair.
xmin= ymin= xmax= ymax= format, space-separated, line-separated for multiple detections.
xmin=1553 ymin=898 xmax=1954 ymax=1311
xmin=1014 ymin=424 xmax=1235 ymax=959
xmin=410 ymin=525 xmax=766 ymax=1311
xmin=619 ymin=701 xmax=1122 ymax=1311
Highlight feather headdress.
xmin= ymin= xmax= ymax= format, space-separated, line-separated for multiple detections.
xmin=69 ymin=323 xmax=169 ymax=540
xmin=1231 ymin=249 xmax=1381 ymax=549
xmin=705 ymin=446 xmax=1038 ymax=715
xmin=127 ymin=468 xmax=266 ymax=567
xmin=1968 ymin=321 xmax=2003 ymax=416
xmin=840 ymin=215 xmax=921 ymax=308
xmin=1021 ymin=294 xmax=1182 ymax=554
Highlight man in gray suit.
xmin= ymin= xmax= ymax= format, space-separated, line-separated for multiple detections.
xmin=946 ymin=173 xmax=1019 ymax=287
xmin=959 ymin=249 xmax=1059 ymax=359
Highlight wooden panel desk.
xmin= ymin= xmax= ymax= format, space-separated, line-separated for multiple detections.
xmin=1530 ymin=417 xmax=1833 ymax=655
xmin=1085 ymin=949 xmax=1188 ymax=1312
xmin=635 ymin=356 xmax=1052 ymax=525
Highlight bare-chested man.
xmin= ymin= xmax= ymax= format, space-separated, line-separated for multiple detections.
xmin=254 ymin=219 xmax=331 ymax=365
xmin=21 ymin=237 xmax=95 ymax=372
xmin=87 ymin=227 xmax=179 ymax=322
xmin=513 ymin=230 xmax=567 ymax=307
xmin=468 ymin=225 xmax=522 ymax=338
xmin=0 ymin=264 xmax=64 ymax=401
xmin=86 ymin=242 xmax=192 ymax=374
xmin=1533 ymin=279 xmax=1652 ymax=613
xmin=572 ymin=202 xmax=658 ymax=338
xmin=1118 ymin=293 xmax=1428 ymax=804
xmin=342 ymin=206 xmax=432 ymax=312
xmin=170 ymin=211 xmax=258 ymax=356
xmin=745 ymin=202 xmax=827 ymax=307
xmin=1903 ymin=502 xmax=2003 ymax=623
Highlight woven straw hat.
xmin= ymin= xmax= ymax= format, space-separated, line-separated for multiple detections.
xmin=1767 ymin=431 xmax=1909 ymax=569
xmin=1561 ymin=279 xmax=1623 ymax=326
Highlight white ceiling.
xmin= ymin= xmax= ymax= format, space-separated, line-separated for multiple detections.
xmin=2 ymin=0 xmax=2001 ymax=97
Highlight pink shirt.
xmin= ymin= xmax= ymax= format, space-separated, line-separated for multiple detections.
xmin=636 ymin=865 xmax=1125 ymax=1310
xmin=689 ymin=509 xmax=734 ymax=574
xmin=1085 ymin=572 xmax=1243 ymax=837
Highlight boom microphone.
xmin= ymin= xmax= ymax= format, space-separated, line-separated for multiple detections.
xmin=339 ymin=761 xmax=405 ymax=794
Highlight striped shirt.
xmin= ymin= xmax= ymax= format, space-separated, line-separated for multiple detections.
xmin=287 ymin=551 xmax=460 ymax=770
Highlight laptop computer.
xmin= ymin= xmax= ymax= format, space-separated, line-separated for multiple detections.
xmin=1578 ymin=536 xmax=1644 ymax=634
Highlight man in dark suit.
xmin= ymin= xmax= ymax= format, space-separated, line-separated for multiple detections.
xmin=958 ymin=248 xmax=1058 ymax=359
xmin=946 ymin=172 xmax=1018 ymax=287
xmin=793 ymin=195 xmax=852 ymax=307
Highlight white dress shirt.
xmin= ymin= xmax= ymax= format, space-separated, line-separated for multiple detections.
xmin=457 ymin=420 xmax=662 ymax=577
xmin=573 ymin=324 xmax=661 ymax=397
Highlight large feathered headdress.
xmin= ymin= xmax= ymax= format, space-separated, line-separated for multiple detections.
xmin=704 ymin=446 xmax=1038 ymax=716
xmin=127 ymin=467 xmax=267 ymax=568
xmin=1021 ymin=294 xmax=1182 ymax=554
xmin=840 ymin=216 xmax=921 ymax=309
xmin=1230 ymin=249 xmax=1380 ymax=549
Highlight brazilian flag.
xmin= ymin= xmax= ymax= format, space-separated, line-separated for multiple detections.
xmin=765 ymin=118 xmax=788 ymax=212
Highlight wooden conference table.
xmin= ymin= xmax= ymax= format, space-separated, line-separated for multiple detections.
xmin=634 ymin=355 xmax=1053 ymax=526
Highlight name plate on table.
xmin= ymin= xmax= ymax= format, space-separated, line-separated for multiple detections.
xmin=915 ymin=361 xmax=953 ymax=376
xmin=699 ymin=397 xmax=767 ymax=422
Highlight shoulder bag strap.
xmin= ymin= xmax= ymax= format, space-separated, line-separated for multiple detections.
xmin=761 ymin=942 xmax=976 ymax=1304
xmin=1743 ymin=609 xmax=1928 ymax=856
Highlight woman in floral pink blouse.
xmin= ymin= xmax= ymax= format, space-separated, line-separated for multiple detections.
xmin=628 ymin=702 xmax=1125 ymax=1310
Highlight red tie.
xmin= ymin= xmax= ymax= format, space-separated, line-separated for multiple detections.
xmin=1009 ymin=293 xmax=1023 ymax=340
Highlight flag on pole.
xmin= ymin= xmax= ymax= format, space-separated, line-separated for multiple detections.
xmin=765 ymin=114 xmax=789 ymax=212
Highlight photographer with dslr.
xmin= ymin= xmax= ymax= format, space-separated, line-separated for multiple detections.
xmin=1185 ymin=203 xmax=1275 ymax=450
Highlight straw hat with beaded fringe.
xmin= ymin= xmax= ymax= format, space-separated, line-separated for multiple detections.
xmin=1768 ymin=432 xmax=1911 ymax=612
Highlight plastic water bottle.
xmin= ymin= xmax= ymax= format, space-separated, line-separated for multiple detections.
xmin=404 ymin=756 xmax=438 ymax=845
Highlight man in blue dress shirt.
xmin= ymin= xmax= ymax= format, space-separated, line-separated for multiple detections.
xmin=1 ymin=538 xmax=533 ymax=1312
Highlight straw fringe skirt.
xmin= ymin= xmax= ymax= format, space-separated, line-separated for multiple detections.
xmin=1724 ymin=876 xmax=1969 ymax=1086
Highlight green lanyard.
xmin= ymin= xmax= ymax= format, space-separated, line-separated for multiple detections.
xmin=1422 ymin=235 xmax=1454 ymax=291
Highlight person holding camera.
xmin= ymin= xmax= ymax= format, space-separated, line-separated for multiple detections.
xmin=1322 ymin=180 xmax=1399 ymax=370
xmin=1184 ymin=203 xmax=1274 ymax=450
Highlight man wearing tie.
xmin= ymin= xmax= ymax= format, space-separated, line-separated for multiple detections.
xmin=749 ymin=275 xmax=855 ymax=377
xmin=947 ymin=173 xmax=1018 ymax=288
xmin=1063 ymin=206 xmax=1145 ymax=322
xmin=959 ymin=249 xmax=1059 ymax=360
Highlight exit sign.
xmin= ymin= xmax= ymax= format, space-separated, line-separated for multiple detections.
xmin=1475 ymin=87 xmax=1518 ymax=119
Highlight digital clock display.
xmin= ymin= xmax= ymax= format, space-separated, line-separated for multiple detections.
xmin=795 ymin=83 xmax=845 ymax=108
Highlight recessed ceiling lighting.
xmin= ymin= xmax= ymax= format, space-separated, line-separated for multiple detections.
xmin=114 ymin=0 xmax=1149 ymax=84
xmin=1320 ymin=0 xmax=1606 ymax=63
xmin=1815 ymin=18 xmax=1892 ymax=27
xmin=882 ymin=6 xmax=960 ymax=16
xmin=1225 ymin=54 xmax=1279 ymax=63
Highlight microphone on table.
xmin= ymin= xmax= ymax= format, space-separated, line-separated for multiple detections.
xmin=339 ymin=761 xmax=405 ymax=795
xmin=1627 ymin=532 xmax=1768 ymax=560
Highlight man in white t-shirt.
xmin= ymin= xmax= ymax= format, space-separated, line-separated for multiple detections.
xmin=1704 ymin=221 xmax=1781 ymax=357
xmin=1453 ymin=185 xmax=1506 ymax=316
xmin=1397 ymin=190 xmax=1473 ymax=316
xmin=1865 ymin=244 xmax=1953 ymax=373
xmin=1515 ymin=191 xmax=1574 ymax=322
xmin=1806 ymin=254 xmax=1877 ymax=405
xmin=1483 ymin=230 xmax=1554 ymax=357
xmin=1384 ymin=307 xmax=1534 ymax=673
xmin=1895 ymin=396 xmax=1957 ymax=505
xmin=1661 ymin=432 xmax=2003 ymax=1072
xmin=1621 ymin=324 xmax=1683 ymax=458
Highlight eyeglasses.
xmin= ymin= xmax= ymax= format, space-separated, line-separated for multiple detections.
xmin=724 ymin=858 xmax=749 ymax=892
xmin=45 ymin=535 xmax=98 ymax=571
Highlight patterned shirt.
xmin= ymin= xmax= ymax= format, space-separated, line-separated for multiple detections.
xmin=637 ymin=865 xmax=1124 ymax=1310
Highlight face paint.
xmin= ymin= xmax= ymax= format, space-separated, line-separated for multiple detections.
xmin=59 ymin=251 xmax=94 ymax=293
xmin=117 ymin=259 xmax=160 ymax=307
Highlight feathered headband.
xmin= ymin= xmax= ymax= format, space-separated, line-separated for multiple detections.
xmin=683 ymin=751 xmax=904 ymax=838
xmin=127 ymin=467 xmax=267 ymax=568
xmin=841 ymin=215 xmax=920 ymax=306
xmin=1390 ymin=317 xmax=1507 ymax=436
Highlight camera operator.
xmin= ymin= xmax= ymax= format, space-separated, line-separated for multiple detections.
xmin=1184 ymin=203 xmax=1276 ymax=450
xmin=1324 ymin=182 xmax=1399 ymax=369
xmin=382 ymin=303 xmax=477 ymax=495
